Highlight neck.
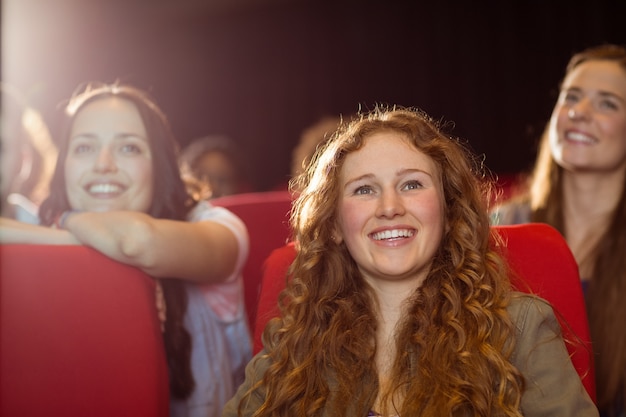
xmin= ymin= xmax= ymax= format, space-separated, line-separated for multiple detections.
xmin=372 ymin=286 xmax=411 ymax=411
xmin=561 ymin=169 xmax=623 ymax=219
xmin=561 ymin=170 xmax=623 ymax=278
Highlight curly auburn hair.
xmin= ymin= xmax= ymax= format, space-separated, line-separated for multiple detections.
xmin=38 ymin=82 xmax=195 ymax=400
xmin=241 ymin=107 xmax=524 ymax=417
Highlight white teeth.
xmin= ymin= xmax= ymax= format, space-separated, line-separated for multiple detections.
xmin=371 ymin=229 xmax=414 ymax=241
xmin=566 ymin=132 xmax=596 ymax=144
xmin=88 ymin=183 xmax=123 ymax=193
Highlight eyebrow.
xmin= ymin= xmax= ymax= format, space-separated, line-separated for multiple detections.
xmin=70 ymin=132 xmax=149 ymax=141
xmin=565 ymin=86 xmax=626 ymax=104
xmin=343 ymin=173 xmax=375 ymax=189
xmin=599 ymin=91 xmax=626 ymax=104
xmin=343 ymin=168 xmax=433 ymax=188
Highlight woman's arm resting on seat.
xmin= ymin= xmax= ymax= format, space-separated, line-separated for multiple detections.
xmin=0 ymin=217 xmax=79 ymax=245
xmin=62 ymin=210 xmax=239 ymax=283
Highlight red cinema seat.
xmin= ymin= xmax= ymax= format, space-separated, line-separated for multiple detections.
xmin=253 ymin=223 xmax=596 ymax=402
xmin=0 ymin=244 xmax=170 ymax=417
xmin=211 ymin=190 xmax=294 ymax=328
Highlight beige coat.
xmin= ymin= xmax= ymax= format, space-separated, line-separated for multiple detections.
xmin=222 ymin=293 xmax=598 ymax=417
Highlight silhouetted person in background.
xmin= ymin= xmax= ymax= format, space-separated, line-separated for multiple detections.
xmin=1 ymin=82 xmax=57 ymax=223
xmin=179 ymin=135 xmax=248 ymax=198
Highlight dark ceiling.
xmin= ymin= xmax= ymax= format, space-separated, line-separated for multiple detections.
xmin=4 ymin=0 xmax=626 ymax=190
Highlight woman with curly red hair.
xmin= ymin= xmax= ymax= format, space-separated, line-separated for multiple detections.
xmin=223 ymin=107 xmax=596 ymax=417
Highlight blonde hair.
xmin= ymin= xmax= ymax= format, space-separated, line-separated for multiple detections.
xmin=527 ymin=44 xmax=626 ymax=413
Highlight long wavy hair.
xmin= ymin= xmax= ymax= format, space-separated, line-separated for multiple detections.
xmin=39 ymin=82 xmax=196 ymax=399
xmin=527 ymin=44 xmax=626 ymax=414
xmin=242 ymin=107 xmax=523 ymax=417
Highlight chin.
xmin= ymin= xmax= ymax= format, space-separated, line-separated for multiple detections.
xmin=84 ymin=203 xmax=123 ymax=213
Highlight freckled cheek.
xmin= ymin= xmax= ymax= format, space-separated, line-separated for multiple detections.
xmin=337 ymin=200 xmax=369 ymax=241
xmin=413 ymin=196 xmax=445 ymax=229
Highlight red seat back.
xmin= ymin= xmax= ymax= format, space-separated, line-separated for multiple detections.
xmin=0 ymin=244 xmax=170 ymax=416
xmin=211 ymin=191 xmax=293 ymax=327
xmin=493 ymin=223 xmax=595 ymax=401
xmin=253 ymin=223 xmax=596 ymax=402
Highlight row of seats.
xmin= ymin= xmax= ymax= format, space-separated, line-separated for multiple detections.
xmin=0 ymin=190 xmax=595 ymax=415
xmin=0 ymin=191 xmax=294 ymax=416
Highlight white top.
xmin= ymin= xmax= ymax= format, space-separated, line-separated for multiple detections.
xmin=171 ymin=200 xmax=252 ymax=417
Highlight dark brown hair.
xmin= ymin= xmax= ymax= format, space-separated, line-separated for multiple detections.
xmin=39 ymin=82 xmax=195 ymax=399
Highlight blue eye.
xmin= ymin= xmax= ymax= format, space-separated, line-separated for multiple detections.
xmin=72 ymin=143 xmax=94 ymax=154
xmin=598 ymin=99 xmax=618 ymax=111
xmin=354 ymin=185 xmax=373 ymax=195
xmin=403 ymin=180 xmax=422 ymax=190
xmin=120 ymin=143 xmax=142 ymax=154
xmin=563 ymin=91 xmax=580 ymax=104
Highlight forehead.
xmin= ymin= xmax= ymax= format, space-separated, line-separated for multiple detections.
xmin=346 ymin=131 xmax=435 ymax=162
xmin=563 ymin=60 xmax=626 ymax=96
xmin=341 ymin=131 xmax=438 ymax=176
xmin=70 ymin=96 xmax=147 ymax=136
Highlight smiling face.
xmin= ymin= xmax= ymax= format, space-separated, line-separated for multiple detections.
xmin=64 ymin=96 xmax=154 ymax=213
xmin=549 ymin=60 xmax=626 ymax=174
xmin=335 ymin=131 xmax=445 ymax=289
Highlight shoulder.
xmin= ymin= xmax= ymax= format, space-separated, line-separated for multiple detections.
xmin=508 ymin=296 xmax=599 ymax=416
xmin=188 ymin=200 xmax=239 ymax=223
xmin=507 ymin=292 xmax=558 ymax=334
xmin=222 ymin=351 xmax=271 ymax=417
xmin=188 ymin=200 xmax=248 ymax=240
xmin=507 ymin=292 xmax=565 ymax=368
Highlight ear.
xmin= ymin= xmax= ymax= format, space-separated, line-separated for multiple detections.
xmin=331 ymin=227 xmax=343 ymax=245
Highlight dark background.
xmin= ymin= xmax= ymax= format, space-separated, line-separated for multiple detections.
xmin=3 ymin=0 xmax=626 ymax=191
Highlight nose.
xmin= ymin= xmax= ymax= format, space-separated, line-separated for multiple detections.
xmin=567 ymin=99 xmax=591 ymax=121
xmin=93 ymin=148 xmax=118 ymax=173
xmin=375 ymin=189 xmax=406 ymax=219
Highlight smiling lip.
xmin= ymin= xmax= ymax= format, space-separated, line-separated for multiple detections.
xmin=84 ymin=182 xmax=127 ymax=197
xmin=370 ymin=228 xmax=415 ymax=241
xmin=564 ymin=130 xmax=597 ymax=145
